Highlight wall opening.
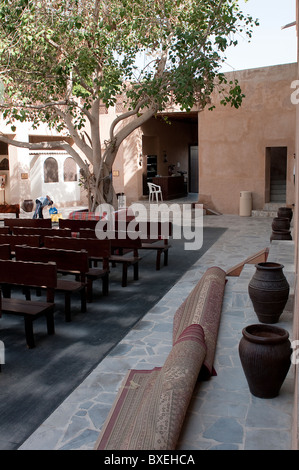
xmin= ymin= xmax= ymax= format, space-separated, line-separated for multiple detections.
xmin=189 ymin=145 xmax=198 ymax=193
xmin=265 ymin=147 xmax=287 ymax=203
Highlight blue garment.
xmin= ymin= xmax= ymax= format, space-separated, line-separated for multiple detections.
xmin=49 ymin=207 xmax=58 ymax=215
xmin=33 ymin=196 xmax=53 ymax=219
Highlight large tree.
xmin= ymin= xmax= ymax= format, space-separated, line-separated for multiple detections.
xmin=0 ymin=0 xmax=257 ymax=209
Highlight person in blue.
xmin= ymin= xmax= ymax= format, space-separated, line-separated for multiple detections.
xmin=33 ymin=195 xmax=53 ymax=219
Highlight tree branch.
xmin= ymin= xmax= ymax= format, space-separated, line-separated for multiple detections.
xmin=54 ymin=106 xmax=93 ymax=162
xmin=46 ymin=37 xmax=95 ymax=95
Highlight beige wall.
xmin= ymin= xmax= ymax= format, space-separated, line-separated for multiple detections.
xmin=198 ymin=63 xmax=297 ymax=214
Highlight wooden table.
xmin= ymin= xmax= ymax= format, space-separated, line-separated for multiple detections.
xmin=152 ymin=176 xmax=186 ymax=200
xmin=0 ymin=204 xmax=20 ymax=218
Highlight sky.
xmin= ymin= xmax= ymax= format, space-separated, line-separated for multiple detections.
xmin=221 ymin=0 xmax=297 ymax=72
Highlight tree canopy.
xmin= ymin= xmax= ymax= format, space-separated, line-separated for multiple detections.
xmin=0 ymin=0 xmax=258 ymax=208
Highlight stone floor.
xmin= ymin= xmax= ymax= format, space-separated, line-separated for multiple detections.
xmin=18 ymin=208 xmax=296 ymax=451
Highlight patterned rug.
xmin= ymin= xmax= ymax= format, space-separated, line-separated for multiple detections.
xmin=172 ymin=266 xmax=226 ymax=379
xmin=95 ymin=266 xmax=226 ymax=450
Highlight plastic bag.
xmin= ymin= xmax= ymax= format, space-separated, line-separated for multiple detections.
xmin=49 ymin=207 xmax=58 ymax=214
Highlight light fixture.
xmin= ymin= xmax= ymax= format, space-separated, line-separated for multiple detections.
xmin=163 ymin=151 xmax=168 ymax=163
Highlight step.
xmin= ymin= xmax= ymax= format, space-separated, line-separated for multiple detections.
xmin=252 ymin=210 xmax=278 ymax=217
xmin=271 ymin=183 xmax=286 ymax=189
xmin=263 ymin=203 xmax=287 ymax=211
xmin=271 ymin=185 xmax=286 ymax=192
xmin=270 ymin=195 xmax=286 ymax=202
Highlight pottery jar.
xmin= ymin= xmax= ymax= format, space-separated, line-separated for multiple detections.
xmin=271 ymin=217 xmax=290 ymax=231
xmin=248 ymin=262 xmax=289 ymax=324
xmin=239 ymin=324 xmax=292 ymax=398
xmin=277 ymin=207 xmax=293 ymax=222
xmin=270 ymin=229 xmax=292 ymax=242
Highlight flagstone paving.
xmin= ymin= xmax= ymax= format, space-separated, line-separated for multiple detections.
xmin=18 ymin=208 xmax=296 ymax=451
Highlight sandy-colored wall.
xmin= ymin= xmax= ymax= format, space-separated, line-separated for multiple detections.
xmin=198 ymin=63 xmax=297 ymax=214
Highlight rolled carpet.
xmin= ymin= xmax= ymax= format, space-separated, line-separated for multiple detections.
xmin=95 ymin=324 xmax=207 ymax=450
xmin=94 ymin=266 xmax=226 ymax=450
xmin=172 ymin=266 xmax=226 ymax=379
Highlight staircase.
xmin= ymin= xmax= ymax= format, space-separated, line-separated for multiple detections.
xmin=270 ymin=178 xmax=286 ymax=203
xmin=251 ymin=178 xmax=287 ymax=217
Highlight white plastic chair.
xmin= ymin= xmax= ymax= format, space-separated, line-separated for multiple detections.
xmin=148 ymin=183 xmax=163 ymax=202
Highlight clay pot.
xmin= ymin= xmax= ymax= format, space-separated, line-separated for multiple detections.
xmin=239 ymin=324 xmax=292 ymax=398
xmin=271 ymin=217 xmax=290 ymax=231
xmin=270 ymin=229 xmax=292 ymax=242
xmin=22 ymin=199 xmax=34 ymax=212
xmin=248 ymin=262 xmax=289 ymax=324
xmin=277 ymin=207 xmax=293 ymax=222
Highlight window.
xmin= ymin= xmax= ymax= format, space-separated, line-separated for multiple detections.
xmin=63 ymin=157 xmax=77 ymax=182
xmin=44 ymin=157 xmax=58 ymax=183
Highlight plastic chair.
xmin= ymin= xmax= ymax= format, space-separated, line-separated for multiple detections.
xmin=148 ymin=183 xmax=163 ymax=202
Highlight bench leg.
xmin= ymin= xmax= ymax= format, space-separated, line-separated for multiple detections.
xmin=87 ymin=279 xmax=93 ymax=303
xmin=24 ymin=316 xmax=35 ymax=349
xmin=122 ymin=264 xmax=128 ymax=287
xmin=81 ymin=289 xmax=86 ymax=313
xmin=64 ymin=293 xmax=72 ymax=322
xmin=24 ymin=287 xmax=31 ymax=301
xmin=102 ymin=273 xmax=109 ymax=296
xmin=156 ymin=250 xmax=162 ymax=270
xmin=36 ymin=287 xmax=42 ymax=297
xmin=133 ymin=263 xmax=139 ymax=281
xmin=2 ymin=285 xmax=11 ymax=298
xmin=164 ymin=249 xmax=169 ymax=267
xmin=46 ymin=311 xmax=55 ymax=336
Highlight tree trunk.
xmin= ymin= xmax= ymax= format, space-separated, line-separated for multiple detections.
xmin=91 ymin=160 xmax=117 ymax=211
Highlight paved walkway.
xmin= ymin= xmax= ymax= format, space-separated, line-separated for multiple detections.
xmin=16 ymin=207 xmax=295 ymax=450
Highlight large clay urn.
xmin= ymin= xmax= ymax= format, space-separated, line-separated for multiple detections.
xmin=248 ymin=262 xmax=289 ymax=324
xmin=272 ymin=217 xmax=290 ymax=231
xmin=239 ymin=324 xmax=292 ymax=398
xmin=270 ymin=229 xmax=292 ymax=242
xmin=277 ymin=207 xmax=293 ymax=222
xmin=22 ymin=199 xmax=34 ymax=212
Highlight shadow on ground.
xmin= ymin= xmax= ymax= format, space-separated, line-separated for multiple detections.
xmin=0 ymin=226 xmax=226 ymax=450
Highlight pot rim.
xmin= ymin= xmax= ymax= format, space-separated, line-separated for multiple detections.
xmin=255 ymin=262 xmax=284 ymax=270
xmin=242 ymin=324 xmax=289 ymax=344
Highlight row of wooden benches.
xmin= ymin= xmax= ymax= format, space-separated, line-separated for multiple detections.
xmin=0 ymin=219 xmax=172 ymax=272
xmin=0 ymin=220 xmax=172 ymax=350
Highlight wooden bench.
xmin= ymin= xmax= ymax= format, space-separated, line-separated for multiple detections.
xmin=14 ymin=245 xmax=88 ymax=322
xmin=0 ymin=244 xmax=12 ymax=260
xmin=59 ymin=215 xmax=135 ymax=237
xmin=0 ymin=259 xmax=56 ymax=348
xmin=138 ymin=221 xmax=172 ymax=270
xmin=59 ymin=218 xmax=99 ymax=233
xmin=11 ymin=227 xmax=72 ymax=245
xmin=79 ymin=229 xmax=142 ymax=287
xmin=4 ymin=218 xmax=52 ymax=229
xmin=81 ymin=220 xmax=171 ymax=271
xmin=0 ymin=226 xmax=11 ymax=235
xmin=0 ymin=234 xmax=42 ymax=254
xmin=43 ymin=236 xmax=110 ymax=301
